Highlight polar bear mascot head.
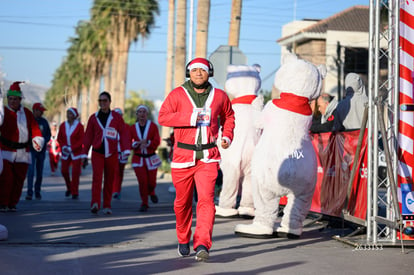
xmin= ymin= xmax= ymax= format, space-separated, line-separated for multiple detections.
xmin=225 ymin=64 xmax=261 ymax=98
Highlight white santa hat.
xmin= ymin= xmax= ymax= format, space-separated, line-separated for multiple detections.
xmin=114 ymin=108 xmax=123 ymax=115
xmin=67 ymin=107 xmax=79 ymax=118
xmin=136 ymin=105 xmax=149 ymax=112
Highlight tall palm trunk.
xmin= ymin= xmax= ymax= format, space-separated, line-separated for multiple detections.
xmin=80 ymin=86 xmax=89 ymax=124
xmin=162 ymin=0 xmax=176 ymax=140
xmin=228 ymin=0 xmax=242 ymax=47
xmin=174 ymin=0 xmax=187 ymax=87
xmin=195 ymin=0 xmax=210 ymax=58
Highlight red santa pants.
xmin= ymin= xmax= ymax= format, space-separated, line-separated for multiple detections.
xmin=0 ymin=160 xmax=29 ymax=207
xmin=91 ymin=151 xmax=118 ymax=209
xmin=113 ymin=162 xmax=126 ymax=195
xmin=61 ymin=157 xmax=82 ymax=196
xmin=133 ymin=162 xmax=157 ymax=207
xmin=171 ymin=161 xmax=218 ymax=251
xmin=49 ymin=152 xmax=60 ymax=173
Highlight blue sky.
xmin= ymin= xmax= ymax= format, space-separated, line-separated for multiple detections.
xmin=0 ymin=0 xmax=368 ymax=102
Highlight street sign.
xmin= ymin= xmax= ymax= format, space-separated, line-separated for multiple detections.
xmin=209 ymin=45 xmax=247 ymax=88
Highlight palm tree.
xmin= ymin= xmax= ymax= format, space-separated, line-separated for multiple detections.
xmin=195 ymin=0 xmax=210 ymax=58
xmin=174 ymin=0 xmax=187 ymax=87
xmin=162 ymin=0 xmax=176 ymax=140
xmin=228 ymin=0 xmax=242 ymax=47
xmin=91 ymin=0 xmax=159 ymax=109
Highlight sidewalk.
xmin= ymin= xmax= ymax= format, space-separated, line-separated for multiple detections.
xmin=0 ymin=163 xmax=413 ymax=275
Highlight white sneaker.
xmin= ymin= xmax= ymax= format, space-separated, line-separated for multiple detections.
xmin=102 ymin=208 xmax=112 ymax=215
xmin=237 ymin=206 xmax=255 ymax=218
xmin=215 ymin=205 xmax=239 ymax=217
xmin=234 ymin=222 xmax=274 ymax=238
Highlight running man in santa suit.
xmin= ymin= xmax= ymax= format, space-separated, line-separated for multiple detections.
xmin=82 ymin=91 xmax=130 ymax=215
xmin=58 ymin=107 xmax=84 ymax=200
xmin=158 ymin=57 xmax=235 ymax=261
xmin=0 ymin=81 xmax=44 ymax=212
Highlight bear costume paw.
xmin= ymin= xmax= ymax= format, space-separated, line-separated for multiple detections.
xmin=237 ymin=206 xmax=255 ymax=219
xmin=234 ymin=222 xmax=274 ymax=239
xmin=0 ymin=224 xmax=8 ymax=241
xmin=215 ymin=205 xmax=239 ymax=218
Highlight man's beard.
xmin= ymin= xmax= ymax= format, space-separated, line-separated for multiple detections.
xmin=190 ymin=80 xmax=210 ymax=89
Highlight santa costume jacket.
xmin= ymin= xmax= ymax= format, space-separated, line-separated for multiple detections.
xmin=158 ymin=85 xmax=235 ymax=168
xmin=57 ymin=119 xmax=85 ymax=160
xmin=0 ymin=105 xmax=43 ymax=164
xmin=130 ymin=120 xmax=161 ymax=170
xmin=82 ymin=111 xmax=130 ymax=158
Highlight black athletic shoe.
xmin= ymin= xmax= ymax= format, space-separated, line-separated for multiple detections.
xmin=195 ymin=245 xmax=209 ymax=262
xmin=150 ymin=195 xmax=159 ymax=203
xmin=65 ymin=190 xmax=71 ymax=197
xmin=139 ymin=205 xmax=148 ymax=212
xmin=177 ymin=243 xmax=190 ymax=257
xmin=35 ymin=193 xmax=42 ymax=200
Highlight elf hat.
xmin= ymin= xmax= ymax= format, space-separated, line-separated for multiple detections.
xmin=7 ymin=81 xmax=24 ymax=97
xmin=67 ymin=107 xmax=79 ymax=118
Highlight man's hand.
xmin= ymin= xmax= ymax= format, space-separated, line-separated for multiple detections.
xmin=221 ymin=139 xmax=230 ymax=149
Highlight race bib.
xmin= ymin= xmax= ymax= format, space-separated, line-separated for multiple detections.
xmin=149 ymin=154 xmax=162 ymax=168
xmin=105 ymin=127 xmax=118 ymax=140
xmin=194 ymin=108 xmax=211 ymax=126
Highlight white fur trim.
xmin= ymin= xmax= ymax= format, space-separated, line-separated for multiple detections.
xmin=188 ymin=62 xmax=209 ymax=72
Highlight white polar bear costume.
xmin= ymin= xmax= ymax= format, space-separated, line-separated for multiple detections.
xmin=235 ymin=54 xmax=326 ymax=238
xmin=216 ymin=64 xmax=263 ymax=218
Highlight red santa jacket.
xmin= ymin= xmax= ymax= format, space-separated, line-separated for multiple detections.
xmin=82 ymin=110 xmax=130 ymax=158
xmin=57 ymin=120 xmax=85 ymax=160
xmin=158 ymin=86 xmax=235 ymax=168
xmin=0 ymin=105 xmax=43 ymax=163
xmin=130 ymin=120 xmax=160 ymax=169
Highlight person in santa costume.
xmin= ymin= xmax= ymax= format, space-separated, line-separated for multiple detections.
xmin=0 ymin=81 xmax=44 ymax=212
xmin=82 ymin=91 xmax=130 ymax=215
xmin=112 ymin=108 xmax=130 ymax=200
xmin=48 ymin=121 xmax=61 ymax=176
xmin=57 ymin=107 xmax=84 ymax=200
xmin=130 ymin=104 xmax=161 ymax=212
xmin=158 ymin=57 xmax=235 ymax=262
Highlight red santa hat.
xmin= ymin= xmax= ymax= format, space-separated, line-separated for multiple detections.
xmin=67 ymin=107 xmax=79 ymax=118
xmin=7 ymin=81 xmax=24 ymax=97
xmin=33 ymin=102 xmax=47 ymax=112
xmin=187 ymin=58 xmax=210 ymax=73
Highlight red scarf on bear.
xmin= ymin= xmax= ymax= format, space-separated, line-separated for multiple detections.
xmin=231 ymin=95 xmax=257 ymax=105
xmin=272 ymin=93 xmax=311 ymax=116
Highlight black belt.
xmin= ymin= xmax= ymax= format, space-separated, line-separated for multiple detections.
xmin=135 ymin=153 xmax=155 ymax=158
xmin=0 ymin=136 xmax=29 ymax=149
xmin=177 ymin=142 xmax=216 ymax=151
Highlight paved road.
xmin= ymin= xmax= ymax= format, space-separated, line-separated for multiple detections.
xmin=0 ymin=162 xmax=413 ymax=275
